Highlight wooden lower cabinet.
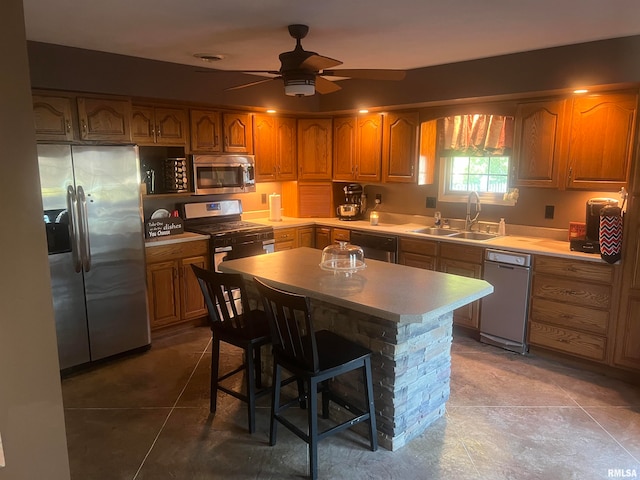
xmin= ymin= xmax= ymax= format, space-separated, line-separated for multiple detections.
xmin=145 ymin=240 xmax=209 ymax=331
xmin=528 ymin=255 xmax=618 ymax=363
xmin=398 ymin=237 xmax=438 ymax=270
xmin=297 ymin=226 xmax=315 ymax=248
xmin=274 ymin=227 xmax=297 ymax=251
xmin=438 ymin=243 xmax=484 ymax=329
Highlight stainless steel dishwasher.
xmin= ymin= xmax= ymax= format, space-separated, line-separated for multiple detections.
xmin=349 ymin=230 xmax=398 ymax=263
xmin=480 ymin=249 xmax=532 ymax=354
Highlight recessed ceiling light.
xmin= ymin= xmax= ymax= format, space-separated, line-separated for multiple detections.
xmin=573 ymin=89 xmax=588 ymax=94
xmin=359 ymin=109 xmax=369 ymax=114
xmin=266 ymin=109 xmax=277 ymax=114
xmin=193 ymin=53 xmax=225 ymax=62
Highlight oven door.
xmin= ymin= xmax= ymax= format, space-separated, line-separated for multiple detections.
xmin=213 ymin=239 xmax=274 ymax=272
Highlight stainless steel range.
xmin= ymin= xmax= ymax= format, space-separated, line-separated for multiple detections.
xmin=180 ymin=200 xmax=274 ymax=271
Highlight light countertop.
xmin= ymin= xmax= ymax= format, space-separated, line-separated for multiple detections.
xmin=220 ymin=247 xmax=493 ymax=323
xmin=144 ymin=231 xmax=209 ymax=247
xmin=249 ymin=216 xmax=609 ymax=263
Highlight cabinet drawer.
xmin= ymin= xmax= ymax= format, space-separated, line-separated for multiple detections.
xmin=530 ymin=298 xmax=609 ymax=334
xmin=439 ymin=243 xmax=483 ymax=264
xmin=400 ymin=237 xmax=438 ymax=256
xmin=532 ymin=274 xmax=611 ymax=309
xmin=529 ymin=321 xmax=607 ymax=361
xmin=399 ymin=251 xmax=437 ymax=271
xmin=146 ymin=240 xmax=208 ymax=262
xmin=534 ymin=256 xmax=614 ymax=283
xmin=332 ymin=228 xmax=351 ymax=242
xmin=274 ymin=228 xmax=297 ymax=242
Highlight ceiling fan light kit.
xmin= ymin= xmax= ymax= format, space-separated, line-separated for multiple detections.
xmin=284 ymin=74 xmax=315 ymax=96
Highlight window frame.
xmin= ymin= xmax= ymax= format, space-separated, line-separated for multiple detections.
xmin=437 ymin=156 xmax=517 ymax=206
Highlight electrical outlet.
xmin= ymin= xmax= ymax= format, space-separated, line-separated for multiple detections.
xmin=375 ymin=193 xmax=382 ymax=204
xmin=426 ymin=196 xmax=437 ymax=208
xmin=545 ymin=205 xmax=555 ymax=219
xmin=261 ymin=193 xmax=267 ymax=204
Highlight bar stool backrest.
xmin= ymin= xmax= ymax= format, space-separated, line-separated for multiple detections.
xmin=254 ymin=277 xmax=320 ymax=373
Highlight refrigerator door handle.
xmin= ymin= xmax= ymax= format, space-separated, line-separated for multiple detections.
xmin=66 ymin=185 xmax=82 ymax=273
xmin=77 ymin=185 xmax=92 ymax=272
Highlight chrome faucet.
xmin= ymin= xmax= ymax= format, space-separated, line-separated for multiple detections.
xmin=465 ymin=191 xmax=481 ymax=231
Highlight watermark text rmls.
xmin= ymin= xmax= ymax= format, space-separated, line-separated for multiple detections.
xmin=608 ymin=469 xmax=637 ymax=478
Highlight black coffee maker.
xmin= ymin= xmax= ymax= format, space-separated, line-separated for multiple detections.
xmin=572 ymin=197 xmax=619 ymax=253
xmin=336 ymin=183 xmax=366 ymax=220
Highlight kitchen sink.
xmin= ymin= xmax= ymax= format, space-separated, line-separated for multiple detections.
xmin=410 ymin=227 xmax=460 ymax=236
xmin=449 ymin=231 xmax=499 ymax=241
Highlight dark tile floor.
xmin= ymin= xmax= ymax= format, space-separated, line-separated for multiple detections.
xmin=62 ymin=327 xmax=640 ymax=479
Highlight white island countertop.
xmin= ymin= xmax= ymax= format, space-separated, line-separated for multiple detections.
xmin=220 ymin=247 xmax=493 ymax=324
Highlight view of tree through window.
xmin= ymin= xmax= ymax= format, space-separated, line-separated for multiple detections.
xmin=449 ymin=156 xmax=509 ymax=193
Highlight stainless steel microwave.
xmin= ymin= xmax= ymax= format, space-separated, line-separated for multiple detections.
xmin=192 ymin=155 xmax=256 ymax=195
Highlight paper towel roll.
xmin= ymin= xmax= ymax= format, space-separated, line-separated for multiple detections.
xmin=269 ymin=193 xmax=282 ymax=221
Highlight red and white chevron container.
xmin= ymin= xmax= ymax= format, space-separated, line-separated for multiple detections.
xmin=599 ymin=206 xmax=623 ymax=264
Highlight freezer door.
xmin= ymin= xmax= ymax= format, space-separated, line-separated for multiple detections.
xmin=38 ymin=144 xmax=91 ymax=368
xmin=72 ymin=145 xmax=150 ymax=361
xmin=48 ymin=252 xmax=90 ymax=369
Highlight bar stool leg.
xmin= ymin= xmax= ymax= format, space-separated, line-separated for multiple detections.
xmin=363 ymin=357 xmax=378 ymax=451
xmin=308 ymin=377 xmax=319 ymax=480
xmin=245 ymin=346 xmax=257 ymax=434
xmin=210 ymin=335 xmax=221 ymax=414
xmin=270 ymin=363 xmax=282 ymax=446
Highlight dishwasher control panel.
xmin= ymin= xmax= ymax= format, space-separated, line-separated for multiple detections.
xmin=485 ymin=249 xmax=531 ymax=267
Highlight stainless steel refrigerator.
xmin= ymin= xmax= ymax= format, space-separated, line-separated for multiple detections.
xmin=38 ymin=144 xmax=150 ymax=370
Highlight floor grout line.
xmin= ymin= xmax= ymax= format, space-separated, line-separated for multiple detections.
xmin=131 ymin=336 xmax=212 ymax=480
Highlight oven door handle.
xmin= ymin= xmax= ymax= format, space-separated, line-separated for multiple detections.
xmin=214 ymin=246 xmax=233 ymax=253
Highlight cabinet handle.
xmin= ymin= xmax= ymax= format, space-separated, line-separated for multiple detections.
xmin=66 ymin=121 xmax=71 ymax=132
xmin=156 ymin=125 xmax=161 ymax=138
xmin=173 ymin=267 xmax=178 ymax=279
xmin=567 ymin=167 xmax=572 ymax=187
xmin=82 ymin=121 xmax=87 ymax=133
xmin=151 ymin=127 xmax=155 ymax=136
xmin=225 ymin=136 xmax=228 ymax=146
xmin=214 ymin=135 xmax=219 ymax=146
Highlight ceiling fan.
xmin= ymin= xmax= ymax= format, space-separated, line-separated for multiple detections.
xmin=203 ymin=24 xmax=406 ymax=97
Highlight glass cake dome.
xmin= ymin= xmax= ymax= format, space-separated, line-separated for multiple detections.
xmin=320 ymin=241 xmax=366 ymax=275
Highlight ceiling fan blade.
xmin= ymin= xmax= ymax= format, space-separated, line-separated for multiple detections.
xmin=321 ymin=69 xmax=406 ymax=81
xmin=301 ymin=54 xmax=343 ymax=72
xmin=195 ymin=69 xmax=280 ymax=77
xmin=315 ymin=76 xmax=342 ymax=94
xmin=225 ymin=78 xmax=277 ymax=91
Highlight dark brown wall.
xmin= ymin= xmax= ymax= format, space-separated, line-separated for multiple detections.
xmin=28 ymin=35 xmax=640 ymax=113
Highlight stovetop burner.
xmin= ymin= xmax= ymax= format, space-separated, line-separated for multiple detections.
xmin=186 ymin=220 xmax=272 ymax=237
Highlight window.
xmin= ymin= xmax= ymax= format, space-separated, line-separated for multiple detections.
xmin=436 ymin=114 xmax=518 ymax=205
xmin=439 ymin=155 xmax=516 ymax=205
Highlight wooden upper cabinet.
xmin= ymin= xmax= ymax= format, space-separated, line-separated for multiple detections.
xmin=297 ymin=118 xmax=333 ymax=181
xmin=333 ymin=114 xmax=383 ymax=182
xmin=131 ymin=105 xmax=187 ymax=146
xmin=32 ymin=94 xmax=74 ymax=141
xmin=190 ymin=109 xmax=222 ymax=152
xmin=223 ymin=112 xmax=253 ymax=153
xmin=333 ymin=116 xmax=357 ymax=181
xmin=356 ymin=114 xmax=383 ymax=181
xmin=512 ymin=99 xmax=567 ymax=188
xmin=254 ymin=114 xmax=297 ymax=181
xmin=565 ymin=92 xmax=637 ymax=190
xmin=382 ymin=111 xmax=419 ymax=183
xmin=76 ymin=96 xmax=132 ymax=142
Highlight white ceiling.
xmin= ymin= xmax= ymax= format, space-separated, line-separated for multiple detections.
xmin=22 ymin=0 xmax=640 ymax=74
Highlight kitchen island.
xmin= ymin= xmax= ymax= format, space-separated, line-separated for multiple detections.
xmin=220 ymin=247 xmax=493 ymax=450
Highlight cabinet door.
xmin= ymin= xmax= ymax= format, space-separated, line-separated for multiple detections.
xmin=382 ymin=111 xmax=419 ymax=183
xmin=131 ymin=105 xmax=156 ymax=145
xmin=155 ymin=107 xmax=188 ymax=145
xmin=276 ymin=117 xmax=297 ymax=180
xmin=254 ymin=114 xmax=277 ymax=181
xmin=356 ymin=113 xmax=383 ymax=181
xmin=298 ymin=227 xmax=315 ymax=248
xmin=332 ymin=228 xmax=351 ymax=243
xmin=298 ymin=118 xmax=333 ymax=180
xmin=439 ymin=258 xmax=482 ymax=329
xmin=275 ymin=228 xmax=297 ymax=251
xmin=77 ymin=96 xmax=132 ymax=142
xmin=180 ymin=255 xmax=208 ymax=320
xmin=223 ymin=112 xmax=253 ymax=153
xmin=146 ymin=260 xmax=181 ymax=329
xmin=190 ymin=109 xmax=222 ymax=152
xmin=513 ymin=100 xmax=567 ymax=188
xmin=399 ymin=251 xmax=437 ymax=270
xmin=566 ymin=92 xmax=637 ymax=190
xmin=333 ymin=116 xmax=356 ymax=181
xmin=32 ymin=94 xmax=74 ymax=141
xmin=315 ymin=227 xmax=332 ymax=250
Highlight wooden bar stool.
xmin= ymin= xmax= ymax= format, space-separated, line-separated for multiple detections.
xmin=254 ymin=277 xmax=378 ymax=480
xmin=192 ymin=265 xmax=272 ymax=434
